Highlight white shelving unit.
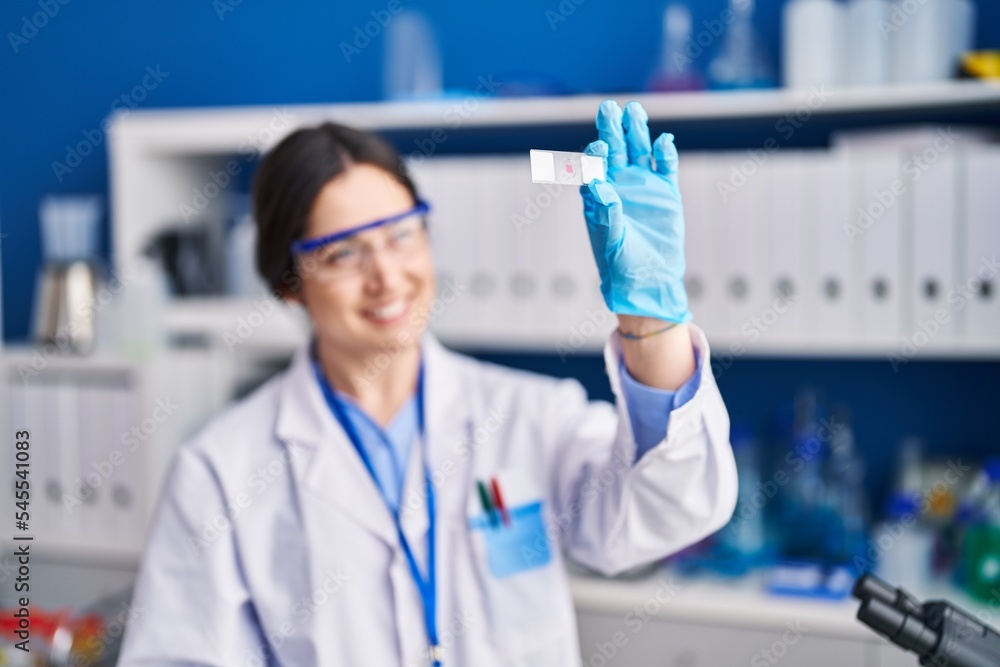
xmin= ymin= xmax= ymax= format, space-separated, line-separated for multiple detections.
xmin=107 ymin=81 xmax=1000 ymax=357
xmin=1 ymin=344 xmax=237 ymax=562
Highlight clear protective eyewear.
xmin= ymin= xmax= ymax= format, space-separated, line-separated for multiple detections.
xmin=290 ymin=200 xmax=431 ymax=281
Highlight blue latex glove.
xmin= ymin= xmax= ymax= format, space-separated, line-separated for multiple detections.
xmin=580 ymin=100 xmax=692 ymax=324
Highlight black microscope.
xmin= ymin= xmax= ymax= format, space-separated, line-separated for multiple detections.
xmin=853 ymin=573 xmax=1000 ymax=666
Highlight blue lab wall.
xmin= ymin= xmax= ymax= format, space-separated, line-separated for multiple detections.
xmin=3 ymin=0 xmax=999 ymax=509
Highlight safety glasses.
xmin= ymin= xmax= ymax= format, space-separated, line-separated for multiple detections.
xmin=290 ymin=200 xmax=432 ymax=281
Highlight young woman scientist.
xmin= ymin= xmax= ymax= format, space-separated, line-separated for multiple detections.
xmin=119 ymin=100 xmax=737 ymax=666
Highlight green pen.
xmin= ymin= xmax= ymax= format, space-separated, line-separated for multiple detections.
xmin=477 ymin=479 xmax=499 ymax=528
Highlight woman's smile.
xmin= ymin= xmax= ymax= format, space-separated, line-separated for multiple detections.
xmin=361 ymin=296 xmax=411 ymax=326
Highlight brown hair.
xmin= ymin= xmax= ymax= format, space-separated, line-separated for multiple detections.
xmin=252 ymin=122 xmax=418 ymax=296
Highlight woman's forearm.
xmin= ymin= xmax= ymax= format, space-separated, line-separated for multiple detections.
xmin=617 ymin=315 xmax=696 ymax=391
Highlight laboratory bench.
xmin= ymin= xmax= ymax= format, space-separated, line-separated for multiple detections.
xmin=1 ymin=544 xmax=993 ymax=667
xmin=570 ymin=566 xmax=993 ymax=667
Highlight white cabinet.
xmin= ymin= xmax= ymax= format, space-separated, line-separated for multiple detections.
xmin=1 ymin=345 xmax=235 ymax=561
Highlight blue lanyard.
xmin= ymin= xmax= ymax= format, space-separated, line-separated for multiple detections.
xmin=312 ymin=358 xmax=441 ymax=667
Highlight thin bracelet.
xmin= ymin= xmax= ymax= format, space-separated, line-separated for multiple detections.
xmin=618 ymin=321 xmax=679 ymax=341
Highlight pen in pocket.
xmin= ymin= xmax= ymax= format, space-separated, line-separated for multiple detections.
xmin=477 ymin=479 xmax=499 ymax=528
xmin=490 ymin=477 xmax=511 ymax=527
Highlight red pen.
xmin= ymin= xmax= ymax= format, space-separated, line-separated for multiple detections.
xmin=490 ymin=477 xmax=511 ymax=527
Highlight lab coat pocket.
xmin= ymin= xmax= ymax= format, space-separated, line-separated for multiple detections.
xmin=467 ymin=499 xmax=566 ymax=652
xmin=468 ymin=501 xmax=552 ymax=577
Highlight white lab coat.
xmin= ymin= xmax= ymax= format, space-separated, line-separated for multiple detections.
xmin=118 ymin=326 xmax=737 ymax=666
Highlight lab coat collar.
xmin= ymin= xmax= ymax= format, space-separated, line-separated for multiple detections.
xmin=274 ymin=331 xmax=466 ymax=450
xmin=274 ymin=331 xmax=472 ymax=547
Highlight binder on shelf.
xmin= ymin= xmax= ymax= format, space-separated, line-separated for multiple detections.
xmin=909 ymin=151 xmax=959 ymax=343
xmin=962 ymin=144 xmax=1000 ymax=342
xmin=678 ymin=153 xmax=724 ymax=340
xmin=23 ymin=382 xmax=51 ymax=538
xmin=53 ymin=376 xmax=80 ymax=543
xmin=509 ymin=156 xmax=550 ymax=344
xmin=762 ymin=152 xmax=809 ymax=342
xmin=521 ymin=168 xmax=580 ymax=345
xmin=100 ymin=383 xmax=122 ymax=543
xmin=717 ymin=151 xmax=769 ymax=341
xmin=475 ymin=156 xmax=527 ymax=342
xmin=108 ymin=384 xmax=141 ymax=543
xmin=812 ymin=149 xmax=856 ymax=341
xmin=853 ymin=151 xmax=903 ymax=342
xmin=412 ymin=158 xmax=479 ymax=342
xmin=77 ymin=382 xmax=111 ymax=545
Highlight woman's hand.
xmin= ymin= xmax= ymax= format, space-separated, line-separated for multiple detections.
xmin=580 ymin=100 xmax=691 ymax=325
xmin=581 ymin=100 xmax=695 ymax=390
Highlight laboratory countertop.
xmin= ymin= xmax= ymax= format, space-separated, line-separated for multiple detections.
xmin=569 ymin=565 xmax=997 ymax=643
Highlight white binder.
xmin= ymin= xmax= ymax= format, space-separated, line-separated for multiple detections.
xmin=813 ymin=150 xmax=856 ymax=342
xmin=77 ymin=383 xmax=110 ymax=545
xmin=910 ymin=151 xmax=959 ymax=343
xmin=478 ymin=156 xmax=532 ymax=343
xmin=763 ymin=152 xmax=808 ymax=342
xmin=962 ymin=145 xmax=1000 ymax=342
xmin=109 ymin=384 xmax=140 ymax=544
xmin=23 ymin=382 xmax=51 ymax=538
xmin=468 ymin=157 xmax=505 ymax=340
xmin=525 ymin=174 xmax=585 ymax=346
xmin=854 ymin=151 xmax=903 ymax=342
xmin=413 ymin=158 xmax=478 ymax=343
xmin=678 ymin=153 xmax=724 ymax=340
xmin=92 ymin=383 xmax=121 ymax=543
xmin=53 ymin=377 xmax=80 ymax=542
xmin=718 ymin=152 xmax=769 ymax=340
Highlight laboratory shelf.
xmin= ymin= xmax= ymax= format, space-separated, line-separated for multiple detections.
xmin=108 ymin=81 xmax=1000 ymax=361
xmin=15 ymin=539 xmax=145 ymax=568
xmin=161 ymin=297 xmax=309 ymax=352
xmin=704 ymin=335 xmax=1000 ymax=361
xmin=109 ymin=80 xmax=1000 ymax=155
